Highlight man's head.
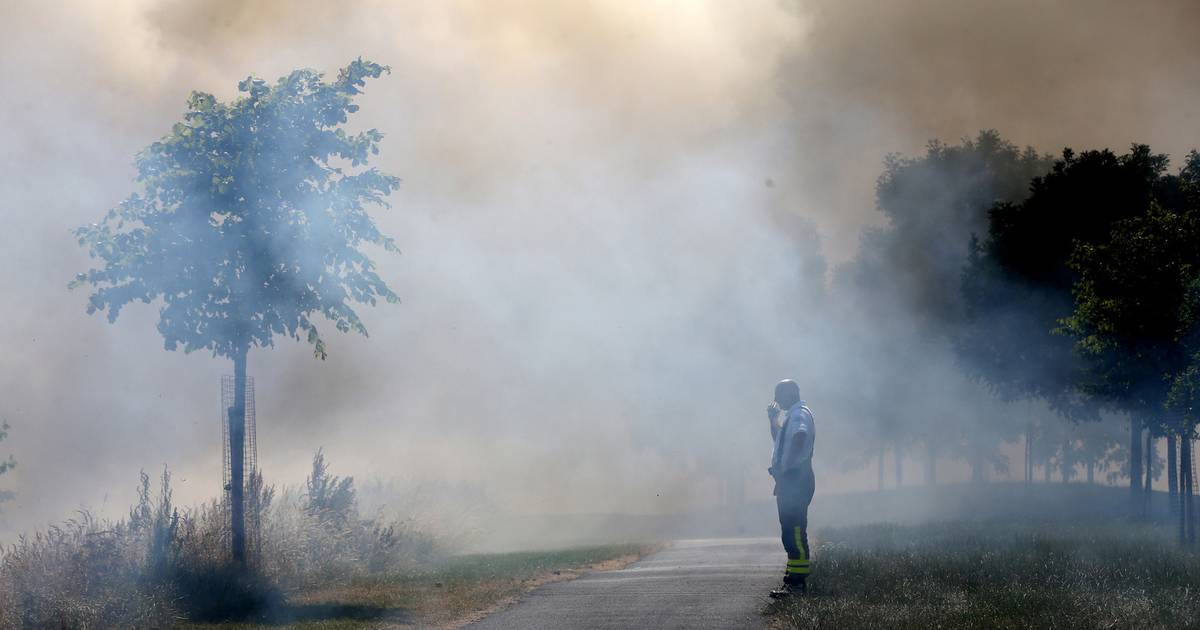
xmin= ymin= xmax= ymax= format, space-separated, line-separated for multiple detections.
xmin=774 ymin=379 xmax=801 ymax=409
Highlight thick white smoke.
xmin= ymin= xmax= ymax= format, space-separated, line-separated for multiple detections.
xmin=0 ymin=0 xmax=1196 ymax=544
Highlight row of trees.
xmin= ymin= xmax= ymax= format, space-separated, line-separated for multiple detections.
xmin=835 ymin=131 xmax=1200 ymax=538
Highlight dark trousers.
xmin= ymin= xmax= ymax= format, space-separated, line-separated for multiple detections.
xmin=774 ymin=466 xmax=815 ymax=583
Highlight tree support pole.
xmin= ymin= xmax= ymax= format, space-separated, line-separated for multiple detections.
xmin=230 ymin=347 xmax=248 ymax=566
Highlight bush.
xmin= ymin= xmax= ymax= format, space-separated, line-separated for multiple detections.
xmin=0 ymin=510 xmax=177 ymax=629
xmin=0 ymin=451 xmax=448 ymax=625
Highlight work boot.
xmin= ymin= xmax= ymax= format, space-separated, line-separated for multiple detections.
xmin=768 ymin=584 xmax=791 ymax=599
xmin=769 ymin=578 xmax=806 ymax=599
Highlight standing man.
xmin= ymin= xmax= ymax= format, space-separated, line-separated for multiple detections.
xmin=767 ymin=379 xmax=816 ymax=597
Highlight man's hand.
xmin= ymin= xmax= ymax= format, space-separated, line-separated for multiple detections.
xmin=767 ymin=402 xmax=782 ymax=441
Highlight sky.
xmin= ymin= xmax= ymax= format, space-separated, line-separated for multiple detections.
xmin=1 ymin=0 xmax=1198 ymax=540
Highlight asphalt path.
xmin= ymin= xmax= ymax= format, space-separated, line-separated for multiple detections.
xmin=468 ymin=537 xmax=782 ymax=630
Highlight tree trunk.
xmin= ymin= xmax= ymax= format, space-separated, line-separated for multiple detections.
xmin=925 ymin=440 xmax=936 ymax=486
xmin=1130 ymin=418 xmax=1143 ymax=511
xmin=1144 ymin=429 xmax=1154 ymax=519
xmin=1025 ymin=418 xmax=1034 ymax=486
xmin=1043 ymin=457 xmax=1050 ymax=483
xmin=230 ymin=348 xmax=248 ymax=566
xmin=1087 ymin=460 xmax=1095 ymax=484
xmin=877 ymin=446 xmax=884 ymax=492
xmin=1187 ymin=435 xmax=1196 ymax=544
xmin=972 ymin=447 xmax=988 ymax=484
xmin=895 ymin=443 xmax=903 ymax=487
xmin=1061 ymin=439 xmax=1070 ymax=483
xmin=1181 ymin=435 xmax=1194 ymax=544
xmin=1169 ymin=434 xmax=1178 ymax=515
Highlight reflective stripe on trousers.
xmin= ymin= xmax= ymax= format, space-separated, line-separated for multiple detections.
xmin=786 ymin=526 xmax=810 ymax=575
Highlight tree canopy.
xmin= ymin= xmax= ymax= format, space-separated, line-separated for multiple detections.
xmin=960 ymin=144 xmax=1200 ymax=517
xmin=1066 ymin=151 xmax=1200 ymax=422
xmin=960 ymin=146 xmax=1176 ymax=417
xmin=837 ymin=130 xmax=1052 ymax=480
xmin=849 ymin=129 xmax=1051 ymax=333
xmin=73 ymin=59 xmax=400 ymax=361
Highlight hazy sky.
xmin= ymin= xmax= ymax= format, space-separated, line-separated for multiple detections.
xmin=1 ymin=0 xmax=1197 ymax=537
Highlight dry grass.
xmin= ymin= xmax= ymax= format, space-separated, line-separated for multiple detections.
xmin=221 ymin=545 xmax=651 ymax=629
xmin=0 ymin=508 xmax=179 ymax=628
xmin=766 ymin=520 xmax=1200 ymax=629
xmin=0 ymin=455 xmax=457 ymax=628
xmin=172 ymin=544 xmax=652 ymax=629
xmin=0 ymin=455 xmax=651 ymax=629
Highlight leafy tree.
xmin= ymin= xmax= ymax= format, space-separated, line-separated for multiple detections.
xmin=1064 ymin=149 xmax=1200 ymax=514
xmin=1166 ymin=228 xmax=1200 ymax=541
xmin=961 ymin=238 xmax=1093 ymax=418
xmin=964 ymin=145 xmax=1174 ymax=504
xmin=73 ymin=59 xmax=400 ymax=564
xmin=961 ymin=244 xmax=1102 ymax=487
xmin=840 ymin=130 xmax=1051 ymax=482
xmin=1067 ymin=201 xmax=1199 ymax=419
xmin=869 ymin=130 xmax=1050 ymax=332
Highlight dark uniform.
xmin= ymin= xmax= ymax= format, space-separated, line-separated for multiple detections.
xmin=770 ymin=395 xmax=816 ymax=589
xmin=775 ymin=459 xmax=815 ymax=583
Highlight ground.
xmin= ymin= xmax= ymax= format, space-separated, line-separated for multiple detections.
xmin=765 ymin=520 xmax=1200 ymax=629
xmin=183 ymin=543 xmax=652 ymax=629
xmin=182 ymin=484 xmax=1198 ymax=629
xmin=468 ymin=538 xmax=780 ymax=629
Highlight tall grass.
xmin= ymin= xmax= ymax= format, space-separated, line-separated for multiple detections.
xmin=0 ymin=453 xmax=449 ymax=628
xmin=768 ymin=520 xmax=1200 ymax=629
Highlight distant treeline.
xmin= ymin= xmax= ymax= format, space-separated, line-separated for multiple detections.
xmin=830 ymin=131 xmax=1200 ymax=534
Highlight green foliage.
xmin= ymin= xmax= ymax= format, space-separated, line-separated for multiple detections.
xmin=1067 ymin=209 xmax=1200 ymax=415
xmin=72 ymin=59 xmax=400 ymax=361
xmin=963 ymin=145 xmax=1180 ymax=419
xmin=1063 ymin=150 xmax=1200 ymax=420
xmin=1167 ymin=354 xmax=1200 ymax=429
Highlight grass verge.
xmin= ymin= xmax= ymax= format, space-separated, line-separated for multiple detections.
xmin=765 ymin=521 xmax=1200 ymax=629
xmin=184 ymin=542 xmax=655 ymax=629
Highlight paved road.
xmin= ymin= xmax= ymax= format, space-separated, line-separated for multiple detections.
xmin=468 ymin=538 xmax=781 ymax=630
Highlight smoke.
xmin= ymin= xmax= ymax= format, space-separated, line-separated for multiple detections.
xmin=0 ymin=0 xmax=1197 ymax=543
